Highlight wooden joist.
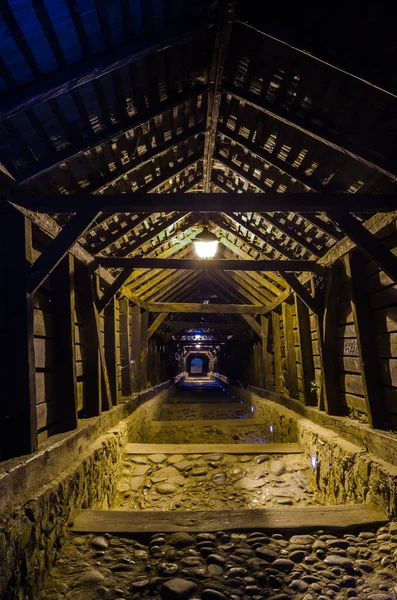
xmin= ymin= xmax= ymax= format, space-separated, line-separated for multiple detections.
xmin=11 ymin=193 xmax=397 ymax=214
xmin=71 ymin=504 xmax=387 ymax=534
xmin=97 ymin=258 xmax=325 ymax=272
xmin=147 ymin=302 xmax=267 ymax=314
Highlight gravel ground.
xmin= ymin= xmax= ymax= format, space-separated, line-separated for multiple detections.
xmin=40 ymin=523 xmax=397 ymax=600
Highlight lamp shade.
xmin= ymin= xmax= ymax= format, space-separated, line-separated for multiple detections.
xmin=194 ymin=229 xmax=219 ymax=259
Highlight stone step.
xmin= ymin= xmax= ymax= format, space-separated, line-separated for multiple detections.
xmin=150 ymin=418 xmax=269 ymax=428
xmin=123 ymin=442 xmax=302 ymax=454
xmin=70 ymin=504 xmax=387 ymax=534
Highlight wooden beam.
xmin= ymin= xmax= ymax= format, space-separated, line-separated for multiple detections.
xmin=242 ymin=314 xmax=262 ymax=337
xmin=148 ymin=302 xmax=267 ymax=314
xmin=97 ymin=257 xmax=325 ymax=272
xmin=139 ymin=310 xmax=149 ymax=390
xmin=1 ymin=23 xmax=211 ymax=121
xmin=261 ymin=315 xmax=274 ymax=391
xmin=295 ymin=295 xmax=317 ymax=405
xmin=282 ymin=300 xmax=299 ymax=399
xmin=1 ymin=210 xmax=38 ymax=457
xmin=327 ymin=211 xmax=397 ymax=284
xmin=12 ymin=193 xmax=397 ymax=215
xmin=345 ymin=252 xmax=386 ymax=428
xmin=97 ymin=267 xmax=140 ymax=313
xmin=53 ymin=254 xmax=78 ymax=432
xmin=28 ymin=208 xmax=101 ymax=295
xmin=18 ymin=87 xmax=206 ymax=184
xmin=224 ymin=83 xmax=397 ymax=180
xmin=203 ymin=0 xmax=234 ymax=191
xmin=272 ymin=312 xmax=284 ymax=394
xmin=148 ymin=314 xmax=169 ymax=339
xmin=104 ymin=299 xmax=119 ymax=405
xmin=322 ymin=263 xmax=343 ymax=415
xmin=282 ymin=273 xmax=319 ymax=314
xmin=119 ymin=298 xmax=133 ymax=397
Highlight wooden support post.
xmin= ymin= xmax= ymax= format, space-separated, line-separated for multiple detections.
xmin=131 ymin=305 xmax=141 ymax=392
xmin=282 ymin=300 xmax=299 ymax=399
xmin=139 ymin=310 xmax=149 ymax=390
xmin=295 ymin=294 xmax=317 ymax=405
xmin=261 ymin=315 xmax=274 ymax=391
xmin=75 ymin=265 xmax=113 ymax=415
xmin=272 ymin=312 xmax=283 ymax=394
xmin=119 ymin=298 xmax=133 ymax=397
xmin=104 ymin=298 xmax=118 ymax=405
xmin=322 ymin=263 xmax=342 ymax=415
xmin=53 ymin=254 xmax=78 ymax=432
xmin=345 ymin=252 xmax=386 ymax=428
xmin=1 ymin=210 xmax=38 ymax=457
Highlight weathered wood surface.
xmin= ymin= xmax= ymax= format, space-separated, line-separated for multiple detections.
xmin=71 ymin=504 xmax=387 ymax=534
xmin=148 ymin=302 xmax=267 ymax=314
xmin=124 ymin=442 xmax=302 ymax=454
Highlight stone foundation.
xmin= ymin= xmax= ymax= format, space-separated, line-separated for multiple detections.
xmin=225 ymin=381 xmax=397 ymax=518
xmin=0 ymin=381 xmax=174 ymax=600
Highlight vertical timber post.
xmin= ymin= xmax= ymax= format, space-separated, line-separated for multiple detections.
xmin=131 ymin=305 xmax=141 ymax=391
xmin=272 ymin=312 xmax=283 ymax=394
xmin=345 ymin=251 xmax=386 ymax=428
xmin=140 ymin=310 xmax=149 ymax=390
xmin=261 ymin=315 xmax=274 ymax=391
xmin=119 ymin=297 xmax=133 ymax=396
xmin=295 ymin=294 xmax=317 ymax=405
xmin=1 ymin=209 xmax=38 ymax=457
xmin=104 ymin=298 xmax=118 ymax=404
xmin=322 ymin=263 xmax=342 ymax=415
xmin=282 ymin=300 xmax=299 ymax=399
xmin=53 ymin=254 xmax=78 ymax=432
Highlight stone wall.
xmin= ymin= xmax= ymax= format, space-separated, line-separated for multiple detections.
xmin=227 ymin=382 xmax=397 ymax=518
xmin=0 ymin=381 xmax=175 ymax=600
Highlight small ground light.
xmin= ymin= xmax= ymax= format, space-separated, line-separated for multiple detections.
xmin=311 ymin=456 xmax=317 ymax=469
xmin=250 ymin=406 xmax=254 ymax=413
xmin=270 ymin=425 xmax=274 ymax=433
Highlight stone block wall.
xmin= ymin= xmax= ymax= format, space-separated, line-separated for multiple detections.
xmin=0 ymin=381 xmax=175 ymax=600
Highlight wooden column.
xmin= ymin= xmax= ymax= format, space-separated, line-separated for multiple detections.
xmin=1 ymin=210 xmax=38 ymax=457
xmin=282 ymin=300 xmax=299 ymax=399
xmin=345 ymin=252 xmax=386 ymax=428
xmin=261 ymin=315 xmax=274 ymax=391
xmin=139 ymin=310 xmax=149 ymax=390
xmin=322 ymin=263 xmax=342 ymax=415
xmin=131 ymin=305 xmax=141 ymax=391
xmin=104 ymin=298 xmax=118 ymax=405
xmin=272 ymin=312 xmax=283 ymax=394
xmin=53 ymin=254 xmax=78 ymax=432
xmin=295 ymin=294 xmax=317 ymax=405
xmin=309 ymin=275 xmax=327 ymax=410
xmin=119 ymin=298 xmax=133 ymax=396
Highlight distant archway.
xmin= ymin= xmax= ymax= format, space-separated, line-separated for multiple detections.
xmin=190 ymin=357 xmax=203 ymax=374
xmin=186 ymin=352 xmax=210 ymax=376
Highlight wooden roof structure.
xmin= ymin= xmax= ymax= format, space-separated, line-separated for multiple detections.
xmin=2 ymin=0 xmax=397 ymax=344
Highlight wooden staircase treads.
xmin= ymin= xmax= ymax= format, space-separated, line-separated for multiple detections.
xmin=150 ymin=418 xmax=267 ymax=427
xmin=123 ymin=442 xmax=302 ymax=454
xmin=71 ymin=505 xmax=388 ymax=534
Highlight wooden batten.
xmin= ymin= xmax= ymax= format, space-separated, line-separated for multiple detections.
xmin=282 ymin=300 xmax=299 ymax=400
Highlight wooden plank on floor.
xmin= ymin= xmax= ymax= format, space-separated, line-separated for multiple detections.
xmin=123 ymin=442 xmax=302 ymax=454
xmin=150 ymin=418 xmax=270 ymax=428
xmin=71 ymin=504 xmax=387 ymax=534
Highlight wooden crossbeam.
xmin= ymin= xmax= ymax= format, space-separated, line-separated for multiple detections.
xmin=1 ymin=23 xmax=211 ymax=121
xmin=97 ymin=267 xmax=147 ymax=313
xmin=224 ymin=83 xmax=397 ymax=180
xmin=96 ymin=257 xmax=325 ymax=272
xmin=11 ymin=193 xmax=397 ymax=215
xmin=148 ymin=302 xmax=266 ymax=314
xmin=327 ymin=211 xmax=397 ymax=283
xmin=242 ymin=314 xmax=262 ymax=337
xmin=18 ymin=87 xmax=206 ymax=184
xmin=27 ymin=207 xmax=101 ymax=295
xmin=203 ymin=0 xmax=234 ymax=191
xmin=148 ymin=313 xmax=169 ymax=339
xmin=282 ymin=273 xmax=319 ymax=314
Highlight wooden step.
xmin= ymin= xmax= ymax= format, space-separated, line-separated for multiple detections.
xmin=150 ymin=418 xmax=267 ymax=428
xmin=71 ymin=504 xmax=387 ymax=534
xmin=123 ymin=442 xmax=302 ymax=454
